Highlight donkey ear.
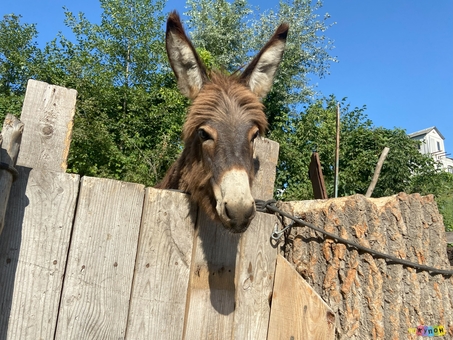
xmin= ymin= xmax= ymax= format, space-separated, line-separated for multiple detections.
xmin=240 ymin=24 xmax=289 ymax=99
xmin=166 ymin=12 xmax=208 ymax=99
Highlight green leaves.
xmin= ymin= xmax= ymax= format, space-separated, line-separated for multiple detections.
xmin=1 ymin=1 xmax=450 ymax=232
xmin=186 ymin=0 xmax=253 ymax=72
xmin=0 ymin=14 xmax=40 ymax=96
xmin=271 ymin=95 xmax=441 ymax=202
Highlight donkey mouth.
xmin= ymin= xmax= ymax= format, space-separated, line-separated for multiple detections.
xmin=220 ymin=202 xmax=256 ymax=233
xmin=213 ymin=169 xmax=256 ymax=233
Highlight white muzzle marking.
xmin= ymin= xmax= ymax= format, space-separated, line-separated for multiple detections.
xmin=213 ymin=169 xmax=256 ymax=233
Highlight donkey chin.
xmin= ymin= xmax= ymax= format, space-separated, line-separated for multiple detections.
xmin=212 ymin=169 xmax=256 ymax=234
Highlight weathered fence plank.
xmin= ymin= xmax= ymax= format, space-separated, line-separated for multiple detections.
xmin=0 ymin=168 xmax=79 ymax=340
xmin=17 ymin=79 xmax=77 ymax=171
xmin=268 ymin=255 xmax=335 ymax=340
xmin=126 ymin=188 xmax=196 ymax=339
xmin=183 ymin=211 xmax=239 ymax=339
xmin=55 ymin=177 xmax=144 ymax=340
xmin=233 ymin=212 xmax=279 ymax=339
xmin=251 ymin=138 xmax=279 ymax=200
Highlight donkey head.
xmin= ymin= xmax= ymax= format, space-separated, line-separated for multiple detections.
xmin=161 ymin=12 xmax=288 ymax=233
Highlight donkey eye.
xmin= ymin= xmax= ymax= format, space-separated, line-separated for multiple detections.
xmin=198 ymin=128 xmax=212 ymax=141
xmin=251 ymin=130 xmax=260 ymax=142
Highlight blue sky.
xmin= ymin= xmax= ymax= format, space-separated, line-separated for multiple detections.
xmin=3 ymin=0 xmax=452 ymax=155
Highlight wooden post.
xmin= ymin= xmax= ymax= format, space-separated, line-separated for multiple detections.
xmin=333 ymin=103 xmax=340 ymax=198
xmin=309 ymin=152 xmax=328 ymax=199
xmin=0 ymin=80 xmax=79 ymax=340
xmin=365 ymin=147 xmax=390 ymax=198
xmin=16 ymin=79 xmax=77 ymax=171
xmin=0 ymin=114 xmax=23 ymax=236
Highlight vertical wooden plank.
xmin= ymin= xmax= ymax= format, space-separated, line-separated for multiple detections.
xmin=126 ymin=188 xmax=196 ymax=339
xmin=309 ymin=151 xmax=328 ymax=199
xmin=183 ymin=138 xmax=280 ymax=339
xmin=17 ymin=79 xmax=77 ymax=171
xmin=183 ymin=211 xmax=240 ymax=340
xmin=55 ymin=177 xmax=144 ymax=340
xmin=0 ymin=168 xmax=79 ymax=340
xmin=252 ymin=138 xmax=279 ymax=200
xmin=268 ymin=255 xmax=336 ymax=340
xmin=233 ymin=212 xmax=278 ymax=339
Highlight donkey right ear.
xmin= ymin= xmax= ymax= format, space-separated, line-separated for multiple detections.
xmin=166 ymin=12 xmax=208 ymax=100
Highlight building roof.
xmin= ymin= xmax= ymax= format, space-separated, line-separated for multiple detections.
xmin=408 ymin=126 xmax=445 ymax=140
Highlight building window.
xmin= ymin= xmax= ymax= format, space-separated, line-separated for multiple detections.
xmin=437 ymin=141 xmax=441 ymax=151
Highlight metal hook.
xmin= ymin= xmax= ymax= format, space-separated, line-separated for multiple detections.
xmin=271 ymin=221 xmax=294 ymax=241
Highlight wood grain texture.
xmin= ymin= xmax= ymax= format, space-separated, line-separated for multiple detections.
xmin=280 ymin=193 xmax=453 ymax=339
xmin=0 ymin=168 xmax=79 ymax=340
xmin=183 ymin=211 xmax=279 ymax=340
xmin=183 ymin=210 xmax=239 ymax=340
xmin=17 ymin=79 xmax=77 ymax=171
xmin=233 ymin=212 xmax=278 ymax=339
xmin=55 ymin=177 xmax=144 ymax=340
xmin=268 ymin=255 xmax=335 ymax=340
xmin=126 ymin=188 xmax=196 ymax=339
xmin=252 ymin=138 xmax=279 ymax=200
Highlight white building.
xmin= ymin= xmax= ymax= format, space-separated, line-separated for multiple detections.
xmin=408 ymin=126 xmax=453 ymax=173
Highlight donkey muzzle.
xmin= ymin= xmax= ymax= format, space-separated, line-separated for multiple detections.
xmin=214 ymin=169 xmax=256 ymax=233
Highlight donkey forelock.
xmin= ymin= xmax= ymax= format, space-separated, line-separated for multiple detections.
xmin=157 ymin=11 xmax=288 ymax=233
xmin=183 ymin=72 xmax=268 ymax=143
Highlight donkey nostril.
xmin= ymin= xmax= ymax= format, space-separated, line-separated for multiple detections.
xmin=223 ymin=200 xmax=255 ymax=222
xmin=224 ymin=202 xmax=232 ymax=220
xmin=244 ymin=201 xmax=256 ymax=220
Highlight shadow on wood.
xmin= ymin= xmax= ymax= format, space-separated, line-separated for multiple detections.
xmin=0 ymin=166 xmax=29 ymax=340
xmin=197 ymin=211 xmax=239 ymax=316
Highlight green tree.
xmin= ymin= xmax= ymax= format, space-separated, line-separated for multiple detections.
xmin=34 ymin=0 xmax=188 ymax=185
xmin=273 ymin=95 xmax=438 ymax=201
xmin=410 ymin=170 xmax=453 ymax=231
xmin=1 ymin=1 xmax=451 ymax=232
xmin=186 ymin=0 xmax=335 ymax=104
xmin=0 ymin=14 xmax=41 ymax=116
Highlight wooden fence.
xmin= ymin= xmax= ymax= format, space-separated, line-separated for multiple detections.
xmin=0 ymin=80 xmax=335 ymax=340
xmin=2 ymin=80 xmax=452 ymax=340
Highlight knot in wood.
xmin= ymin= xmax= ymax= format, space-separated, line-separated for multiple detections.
xmin=42 ymin=124 xmax=54 ymax=137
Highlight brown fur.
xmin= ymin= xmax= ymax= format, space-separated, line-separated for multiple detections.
xmin=156 ymin=72 xmax=267 ymax=221
xmin=156 ymin=12 xmax=288 ymax=228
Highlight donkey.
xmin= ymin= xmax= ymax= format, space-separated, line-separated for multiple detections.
xmin=156 ymin=12 xmax=288 ymax=233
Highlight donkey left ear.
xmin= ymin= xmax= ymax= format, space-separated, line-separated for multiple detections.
xmin=240 ymin=24 xmax=289 ymax=99
xmin=166 ymin=11 xmax=208 ymax=99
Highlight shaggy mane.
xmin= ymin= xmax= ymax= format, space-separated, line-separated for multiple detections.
xmin=183 ymin=71 xmax=268 ymax=143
